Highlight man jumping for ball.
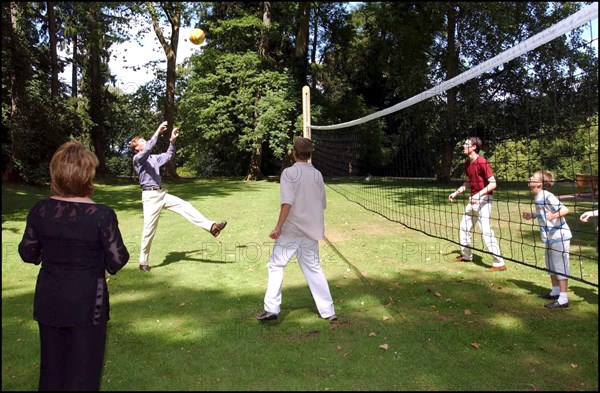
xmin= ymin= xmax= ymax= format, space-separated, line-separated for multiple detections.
xmin=130 ymin=121 xmax=227 ymax=272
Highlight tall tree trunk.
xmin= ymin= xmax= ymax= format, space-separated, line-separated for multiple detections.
xmin=310 ymin=3 xmax=318 ymax=64
xmin=295 ymin=2 xmax=310 ymax=58
xmin=309 ymin=3 xmax=319 ymax=90
xmin=88 ymin=4 xmax=107 ymax=174
xmin=294 ymin=2 xmax=311 ymax=85
xmin=437 ymin=4 xmax=460 ymax=183
xmin=244 ymin=1 xmax=273 ymax=181
xmin=246 ymin=92 xmax=264 ymax=181
xmin=47 ymin=1 xmax=59 ymax=97
xmin=149 ymin=1 xmax=181 ymax=179
xmin=259 ymin=1 xmax=271 ymax=60
xmin=9 ymin=2 xmax=25 ymax=119
xmin=71 ymin=34 xmax=78 ymax=98
xmin=246 ymin=144 xmax=264 ymax=181
xmin=4 ymin=2 xmax=26 ymax=181
xmin=164 ymin=54 xmax=179 ymax=179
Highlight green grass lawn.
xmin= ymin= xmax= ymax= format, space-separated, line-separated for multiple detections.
xmin=2 ymin=177 xmax=598 ymax=391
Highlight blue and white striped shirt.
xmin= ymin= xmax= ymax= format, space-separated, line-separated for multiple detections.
xmin=534 ymin=190 xmax=572 ymax=244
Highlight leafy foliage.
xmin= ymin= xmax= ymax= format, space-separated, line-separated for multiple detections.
xmin=489 ymin=115 xmax=598 ymax=181
xmin=1 ymin=2 xmax=597 ymax=183
xmin=177 ymin=49 xmax=297 ymax=176
xmin=3 ymin=73 xmax=92 ymax=183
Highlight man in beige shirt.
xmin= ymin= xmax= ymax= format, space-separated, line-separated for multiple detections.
xmin=257 ymin=137 xmax=336 ymax=323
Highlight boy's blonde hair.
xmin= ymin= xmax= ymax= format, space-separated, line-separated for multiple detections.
xmin=533 ymin=169 xmax=555 ymax=188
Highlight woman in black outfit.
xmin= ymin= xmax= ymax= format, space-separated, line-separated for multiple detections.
xmin=18 ymin=141 xmax=130 ymax=391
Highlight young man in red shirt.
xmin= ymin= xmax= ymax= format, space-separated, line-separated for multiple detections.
xmin=449 ymin=136 xmax=506 ymax=272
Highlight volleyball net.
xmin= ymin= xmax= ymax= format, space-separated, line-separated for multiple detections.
xmin=309 ymin=3 xmax=599 ymax=286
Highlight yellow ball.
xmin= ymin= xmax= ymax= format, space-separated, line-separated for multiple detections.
xmin=189 ymin=28 xmax=205 ymax=45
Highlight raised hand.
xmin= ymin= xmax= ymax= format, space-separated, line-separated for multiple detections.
xmin=156 ymin=121 xmax=168 ymax=135
xmin=170 ymin=127 xmax=179 ymax=142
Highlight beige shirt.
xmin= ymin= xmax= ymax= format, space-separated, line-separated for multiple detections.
xmin=280 ymin=162 xmax=327 ymax=240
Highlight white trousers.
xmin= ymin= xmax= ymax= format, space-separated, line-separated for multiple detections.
xmin=263 ymin=236 xmax=336 ymax=318
xmin=139 ymin=189 xmax=214 ymax=264
xmin=459 ymin=195 xmax=504 ymax=266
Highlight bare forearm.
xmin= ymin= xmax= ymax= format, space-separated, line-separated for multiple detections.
xmin=477 ymin=180 xmax=496 ymax=198
xmin=270 ymin=203 xmax=291 ymax=240
xmin=275 ymin=204 xmax=291 ymax=229
xmin=449 ymin=181 xmax=469 ymax=201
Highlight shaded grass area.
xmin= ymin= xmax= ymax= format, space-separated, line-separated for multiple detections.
xmin=2 ymin=177 xmax=598 ymax=391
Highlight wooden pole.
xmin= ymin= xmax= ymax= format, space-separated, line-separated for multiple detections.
xmin=302 ymin=86 xmax=311 ymax=139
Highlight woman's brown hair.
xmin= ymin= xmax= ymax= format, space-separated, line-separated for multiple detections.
xmin=50 ymin=141 xmax=99 ymax=197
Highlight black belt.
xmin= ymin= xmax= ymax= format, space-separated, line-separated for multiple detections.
xmin=142 ymin=187 xmax=161 ymax=191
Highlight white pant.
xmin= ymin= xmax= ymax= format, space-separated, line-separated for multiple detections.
xmin=263 ymin=236 xmax=335 ymax=318
xmin=139 ymin=189 xmax=214 ymax=264
xmin=459 ymin=195 xmax=504 ymax=266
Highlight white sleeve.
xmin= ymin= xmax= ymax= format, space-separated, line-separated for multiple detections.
xmin=280 ymin=168 xmax=296 ymax=205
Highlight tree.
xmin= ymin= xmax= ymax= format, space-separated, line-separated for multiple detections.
xmin=427 ymin=2 xmax=591 ymax=182
xmin=85 ymin=3 xmax=109 ymax=174
xmin=47 ymin=2 xmax=59 ymax=97
xmin=332 ymin=2 xmax=593 ymax=182
xmin=3 ymin=2 xmax=28 ymax=181
xmin=2 ymin=2 xmax=73 ymax=183
xmin=294 ymin=2 xmax=310 ymax=85
xmin=77 ymin=2 xmax=141 ymax=175
xmin=143 ymin=1 xmax=199 ymax=179
xmin=188 ymin=2 xmax=305 ymax=179
xmin=178 ymin=49 xmax=296 ymax=179
xmin=2 ymin=2 xmax=144 ymax=182
xmin=259 ymin=1 xmax=272 ymax=60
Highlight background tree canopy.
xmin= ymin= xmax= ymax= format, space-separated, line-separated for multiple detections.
xmin=2 ymin=2 xmax=597 ymax=183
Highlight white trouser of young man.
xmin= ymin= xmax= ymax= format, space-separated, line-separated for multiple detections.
xmin=545 ymin=240 xmax=570 ymax=280
xmin=459 ymin=195 xmax=505 ymax=267
xmin=139 ymin=189 xmax=214 ymax=264
xmin=263 ymin=235 xmax=336 ymax=319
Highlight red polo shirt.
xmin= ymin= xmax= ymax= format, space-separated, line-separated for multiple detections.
xmin=465 ymin=156 xmax=494 ymax=196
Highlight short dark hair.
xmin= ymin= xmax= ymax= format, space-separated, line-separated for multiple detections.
xmin=50 ymin=141 xmax=99 ymax=197
xmin=293 ymin=137 xmax=313 ymax=160
xmin=467 ymin=136 xmax=482 ymax=152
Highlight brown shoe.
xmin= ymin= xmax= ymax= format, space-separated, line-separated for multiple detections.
xmin=486 ymin=265 xmax=507 ymax=272
xmin=210 ymin=220 xmax=227 ymax=237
